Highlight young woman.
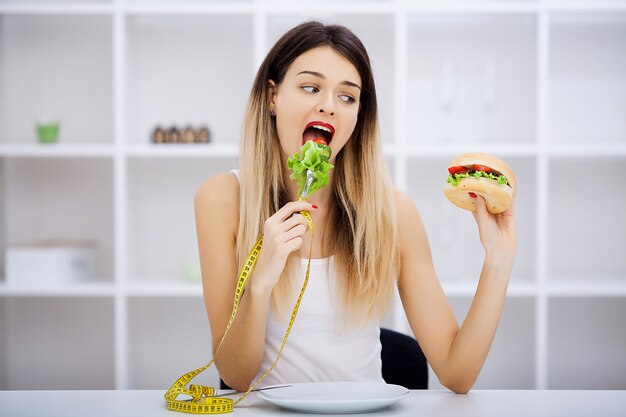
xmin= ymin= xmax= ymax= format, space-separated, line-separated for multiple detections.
xmin=194 ymin=21 xmax=516 ymax=394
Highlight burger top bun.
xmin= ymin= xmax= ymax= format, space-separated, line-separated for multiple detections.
xmin=443 ymin=153 xmax=516 ymax=214
xmin=449 ymin=153 xmax=516 ymax=189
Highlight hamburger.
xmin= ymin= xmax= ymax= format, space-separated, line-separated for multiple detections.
xmin=444 ymin=153 xmax=516 ymax=214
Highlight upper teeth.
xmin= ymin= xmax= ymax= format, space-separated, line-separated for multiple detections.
xmin=312 ymin=125 xmax=332 ymax=134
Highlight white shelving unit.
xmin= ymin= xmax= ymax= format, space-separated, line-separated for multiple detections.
xmin=1 ymin=0 xmax=625 ymax=391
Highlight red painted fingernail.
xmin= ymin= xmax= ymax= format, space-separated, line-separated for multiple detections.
xmin=469 ymin=192 xmax=477 ymax=199
xmin=312 ymin=205 xmax=318 ymax=209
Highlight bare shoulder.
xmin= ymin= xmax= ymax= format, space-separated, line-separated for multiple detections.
xmin=195 ymin=171 xmax=239 ymax=207
xmin=393 ymin=188 xmax=428 ymax=256
xmin=194 ymin=172 xmax=239 ymax=235
xmin=393 ymin=188 xmax=421 ymax=224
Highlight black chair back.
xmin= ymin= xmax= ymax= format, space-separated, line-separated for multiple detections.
xmin=380 ymin=327 xmax=428 ymax=389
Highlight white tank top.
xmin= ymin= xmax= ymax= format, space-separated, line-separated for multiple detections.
xmin=229 ymin=169 xmax=383 ymax=387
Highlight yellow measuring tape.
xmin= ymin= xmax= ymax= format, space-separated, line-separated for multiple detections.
xmin=165 ymin=207 xmax=314 ymax=414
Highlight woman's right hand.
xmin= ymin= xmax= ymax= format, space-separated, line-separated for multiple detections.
xmin=251 ymin=200 xmax=317 ymax=293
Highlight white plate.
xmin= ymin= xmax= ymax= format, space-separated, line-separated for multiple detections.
xmin=257 ymin=382 xmax=409 ymax=414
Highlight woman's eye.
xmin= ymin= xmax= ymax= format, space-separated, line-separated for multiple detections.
xmin=339 ymin=95 xmax=356 ymax=104
xmin=302 ymin=86 xmax=319 ymax=93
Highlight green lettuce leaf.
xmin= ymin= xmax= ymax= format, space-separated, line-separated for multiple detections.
xmin=446 ymin=171 xmax=509 ymax=187
xmin=287 ymin=141 xmax=334 ymax=198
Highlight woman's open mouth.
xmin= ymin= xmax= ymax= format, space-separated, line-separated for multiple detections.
xmin=302 ymin=121 xmax=335 ymax=146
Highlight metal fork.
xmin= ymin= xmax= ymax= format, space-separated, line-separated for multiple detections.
xmin=300 ymin=169 xmax=316 ymax=200
xmin=212 ymin=384 xmax=293 ymax=397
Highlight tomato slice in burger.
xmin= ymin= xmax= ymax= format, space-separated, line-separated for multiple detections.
xmin=472 ymin=164 xmax=493 ymax=173
xmin=448 ymin=165 xmax=467 ymax=175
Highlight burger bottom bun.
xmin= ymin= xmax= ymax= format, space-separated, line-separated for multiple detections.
xmin=444 ymin=177 xmax=513 ymax=214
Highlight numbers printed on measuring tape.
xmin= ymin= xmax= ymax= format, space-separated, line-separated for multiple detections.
xmin=164 ymin=208 xmax=314 ymax=414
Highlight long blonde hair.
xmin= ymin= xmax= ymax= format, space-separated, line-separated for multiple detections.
xmin=237 ymin=21 xmax=398 ymax=326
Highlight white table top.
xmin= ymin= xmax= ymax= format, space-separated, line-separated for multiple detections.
xmin=1 ymin=389 xmax=625 ymax=417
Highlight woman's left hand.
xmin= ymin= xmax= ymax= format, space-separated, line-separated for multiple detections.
xmin=471 ymin=192 xmax=517 ymax=261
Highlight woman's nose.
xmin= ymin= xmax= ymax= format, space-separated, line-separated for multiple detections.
xmin=317 ymin=94 xmax=335 ymax=116
xmin=319 ymin=107 xmax=334 ymax=116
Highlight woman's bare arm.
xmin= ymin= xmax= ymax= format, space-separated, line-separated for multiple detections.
xmin=395 ymin=190 xmax=515 ymax=393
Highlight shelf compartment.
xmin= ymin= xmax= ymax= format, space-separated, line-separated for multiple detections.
xmin=405 ymin=155 xmax=536 ymax=284
xmin=265 ymin=14 xmax=396 ymax=143
xmin=123 ymin=2 xmax=253 ymax=15
xmin=124 ymin=0 xmax=251 ymax=5
xmin=546 ymin=1 xmax=626 ymax=13
xmin=0 ymin=282 xmax=115 ymax=297
xmin=127 ymin=296 xmax=218 ymax=389
xmin=428 ymin=296 xmax=535 ymax=389
xmin=126 ymin=157 xmax=236 ymax=283
xmin=547 ymin=280 xmax=626 ymax=297
xmin=124 ymin=143 xmax=238 ymax=158
xmin=0 ymin=0 xmax=112 ymax=4
xmin=125 ymin=14 xmax=253 ymax=145
xmin=548 ymin=13 xmax=626 ymax=145
xmin=547 ymin=156 xmax=626 ymax=281
xmin=405 ymin=142 xmax=538 ymax=157
xmin=1 ymin=297 xmax=114 ymax=389
xmin=0 ymin=14 xmax=113 ymax=144
xmin=548 ymin=297 xmax=626 ymax=389
xmin=0 ymin=4 xmax=114 ymax=16
xmin=404 ymin=2 xmax=539 ymax=15
xmin=0 ymin=143 xmax=115 ymax=157
xmin=0 ymin=298 xmax=4 ymax=389
xmin=124 ymin=282 xmax=201 ymax=297
xmin=406 ymin=13 xmax=537 ymax=145
xmin=1 ymin=158 xmax=114 ymax=283
xmin=0 ymin=159 xmax=4 ymax=279
xmin=546 ymin=143 xmax=626 ymax=157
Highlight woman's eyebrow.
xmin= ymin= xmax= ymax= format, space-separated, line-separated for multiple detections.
xmin=296 ymin=70 xmax=361 ymax=90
